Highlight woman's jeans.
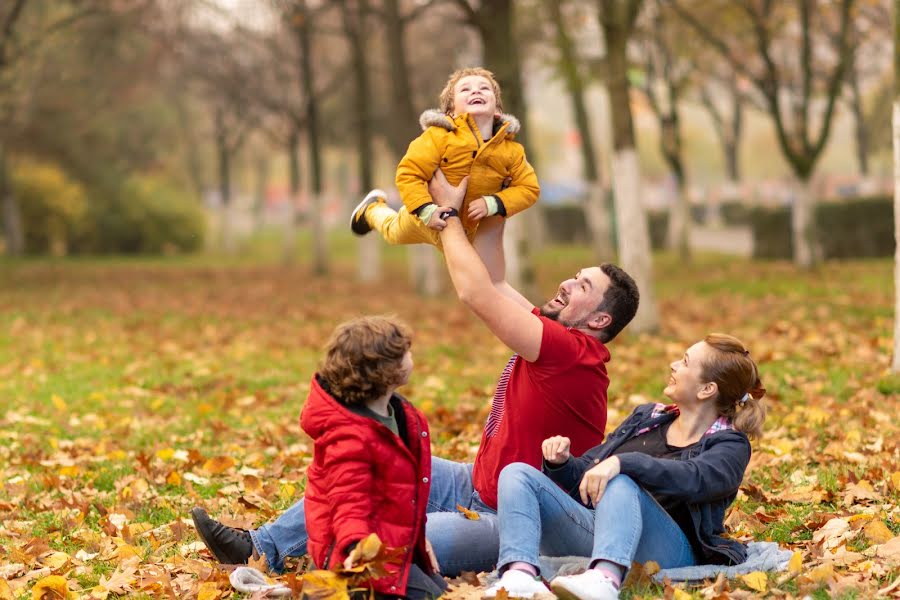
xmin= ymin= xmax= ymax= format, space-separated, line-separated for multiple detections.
xmin=250 ymin=457 xmax=500 ymax=575
xmin=496 ymin=463 xmax=698 ymax=573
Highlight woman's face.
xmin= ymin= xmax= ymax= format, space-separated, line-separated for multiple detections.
xmin=396 ymin=350 xmax=414 ymax=387
xmin=664 ymin=341 xmax=714 ymax=404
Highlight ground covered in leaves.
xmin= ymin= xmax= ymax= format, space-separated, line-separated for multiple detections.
xmin=0 ymin=245 xmax=898 ymax=599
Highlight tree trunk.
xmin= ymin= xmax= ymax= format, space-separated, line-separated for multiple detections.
xmin=297 ymin=1 xmax=328 ymax=276
xmin=792 ymin=178 xmax=818 ymax=269
xmin=891 ymin=0 xmax=899 ymax=372
xmin=283 ymin=127 xmax=301 ymax=263
xmin=215 ymin=109 xmax=235 ymax=254
xmin=253 ymin=155 xmax=268 ymax=231
xmin=848 ymin=59 xmax=870 ymax=176
xmin=476 ymin=0 xmax=539 ymax=301
xmin=601 ymin=0 xmax=660 ymax=334
xmin=549 ymin=0 xmax=614 ymax=260
xmin=0 ymin=143 xmax=23 ymax=256
xmin=343 ymin=0 xmax=381 ymax=283
xmin=667 ymin=175 xmax=690 ymax=260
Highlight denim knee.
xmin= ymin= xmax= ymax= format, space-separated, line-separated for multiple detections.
xmin=602 ymin=474 xmax=640 ymax=503
xmin=498 ymin=462 xmax=540 ymax=496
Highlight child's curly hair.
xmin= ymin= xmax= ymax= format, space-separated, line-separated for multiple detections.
xmin=439 ymin=67 xmax=504 ymax=115
xmin=318 ymin=316 xmax=412 ymax=406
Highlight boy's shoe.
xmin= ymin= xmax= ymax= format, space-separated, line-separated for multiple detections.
xmin=350 ymin=189 xmax=387 ymax=236
xmin=191 ymin=507 xmax=254 ymax=565
xmin=483 ymin=569 xmax=549 ymax=598
xmin=549 ymin=569 xmax=619 ymax=600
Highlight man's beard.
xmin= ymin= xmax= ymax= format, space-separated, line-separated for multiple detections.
xmin=539 ymin=302 xmax=562 ymax=322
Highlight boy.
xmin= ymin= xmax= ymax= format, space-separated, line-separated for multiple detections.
xmin=349 ymin=67 xmax=539 ymax=268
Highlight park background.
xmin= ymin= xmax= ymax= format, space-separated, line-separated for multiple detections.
xmin=1 ymin=0 xmax=899 ymax=599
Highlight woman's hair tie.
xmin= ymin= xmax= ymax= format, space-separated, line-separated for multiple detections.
xmin=738 ymin=392 xmax=751 ymax=406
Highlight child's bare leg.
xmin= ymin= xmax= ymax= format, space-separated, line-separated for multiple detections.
xmin=473 ymin=216 xmax=532 ymax=309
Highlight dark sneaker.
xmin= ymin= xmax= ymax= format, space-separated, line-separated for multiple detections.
xmin=191 ymin=507 xmax=254 ymax=565
xmin=350 ymin=189 xmax=387 ymax=236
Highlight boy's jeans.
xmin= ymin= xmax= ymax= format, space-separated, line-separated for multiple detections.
xmin=495 ymin=463 xmax=698 ymax=573
xmin=250 ymin=457 xmax=500 ymax=575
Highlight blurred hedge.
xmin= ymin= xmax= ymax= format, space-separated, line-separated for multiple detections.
xmin=750 ymin=196 xmax=894 ymax=259
xmin=13 ymin=163 xmax=89 ymax=255
xmin=542 ymin=204 xmax=668 ymax=250
xmin=12 ymin=164 xmax=205 ymax=255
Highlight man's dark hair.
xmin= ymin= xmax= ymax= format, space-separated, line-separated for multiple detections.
xmin=596 ymin=263 xmax=639 ymax=343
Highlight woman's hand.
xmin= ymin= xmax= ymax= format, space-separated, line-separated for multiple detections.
xmin=343 ymin=554 xmax=355 ymax=570
xmin=425 ymin=538 xmax=440 ymax=573
xmin=467 ymin=197 xmax=488 ymax=221
xmin=542 ymin=436 xmax=571 ymax=465
xmin=578 ymin=456 xmax=621 ymax=506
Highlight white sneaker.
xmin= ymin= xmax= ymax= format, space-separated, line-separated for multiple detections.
xmin=550 ymin=569 xmax=619 ymax=600
xmin=483 ymin=569 xmax=549 ymax=598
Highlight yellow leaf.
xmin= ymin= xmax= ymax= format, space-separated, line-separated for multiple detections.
xmin=156 ymin=448 xmax=175 ymax=461
xmin=243 ymin=474 xmax=263 ymax=494
xmin=41 ymin=551 xmax=71 ymax=569
xmin=86 ymin=586 xmax=109 ymax=600
xmin=456 ymin=504 xmax=481 ymax=520
xmin=0 ymin=579 xmax=12 ymax=600
xmin=672 ymin=588 xmax=692 ymax=600
xmin=643 ymin=560 xmax=660 ymax=575
xmin=864 ymin=519 xmax=894 ymax=544
xmin=166 ymin=471 xmax=182 ymax=486
xmin=280 ymin=483 xmax=296 ymax=500
xmin=202 ymin=455 xmax=236 ymax=474
xmin=788 ymin=551 xmax=803 ymax=574
xmin=740 ymin=571 xmax=768 ymax=592
xmin=51 ymin=394 xmax=66 ymax=411
xmin=32 ymin=575 xmax=76 ymax=600
xmin=805 ymin=562 xmax=835 ymax=583
xmin=891 ymin=471 xmax=900 ymax=492
xmin=58 ymin=465 xmax=79 ymax=478
xmin=197 ymin=403 xmax=213 ymax=415
xmin=300 ymin=570 xmax=348 ymax=600
xmin=197 ymin=582 xmax=223 ymax=600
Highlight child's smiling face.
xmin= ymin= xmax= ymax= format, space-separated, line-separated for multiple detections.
xmin=452 ymin=75 xmax=497 ymax=118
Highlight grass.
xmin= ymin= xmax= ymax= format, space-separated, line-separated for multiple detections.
xmin=0 ymin=231 xmax=897 ymax=598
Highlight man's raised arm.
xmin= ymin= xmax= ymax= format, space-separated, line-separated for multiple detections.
xmin=429 ymin=171 xmax=543 ymax=362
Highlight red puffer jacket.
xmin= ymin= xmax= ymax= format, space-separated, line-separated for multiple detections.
xmin=301 ymin=375 xmax=433 ymax=597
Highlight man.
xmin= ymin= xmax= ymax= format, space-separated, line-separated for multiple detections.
xmin=192 ymin=172 xmax=639 ymax=575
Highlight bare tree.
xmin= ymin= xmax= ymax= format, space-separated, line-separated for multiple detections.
xmin=893 ymin=0 xmax=900 ymax=372
xmin=598 ymin=0 xmax=660 ymax=333
xmin=635 ymin=0 xmax=693 ymax=260
xmin=670 ymin=0 xmax=857 ymax=268
xmin=547 ymin=0 xmax=614 ymax=261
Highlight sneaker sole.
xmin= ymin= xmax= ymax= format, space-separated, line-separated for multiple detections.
xmin=549 ymin=580 xmax=585 ymax=600
xmin=190 ymin=508 xmax=235 ymax=565
xmin=349 ymin=189 xmax=387 ymax=235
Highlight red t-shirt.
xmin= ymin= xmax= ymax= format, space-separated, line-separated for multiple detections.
xmin=471 ymin=309 xmax=610 ymax=509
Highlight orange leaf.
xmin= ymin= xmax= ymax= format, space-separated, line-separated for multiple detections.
xmin=202 ymin=456 xmax=236 ymax=474
xmin=456 ymin=504 xmax=481 ymax=520
xmin=31 ymin=575 xmax=77 ymax=600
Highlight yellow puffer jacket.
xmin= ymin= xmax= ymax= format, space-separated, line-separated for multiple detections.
xmin=396 ymin=110 xmax=540 ymax=232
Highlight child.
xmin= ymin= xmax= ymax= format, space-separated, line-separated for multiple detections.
xmin=350 ymin=67 xmax=539 ymax=265
xmin=301 ymin=316 xmax=444 ymax=600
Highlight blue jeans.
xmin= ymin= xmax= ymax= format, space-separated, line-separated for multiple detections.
xmin=251 ymin=457 xmax=500 ymax=575
xmin=496 ymin=463 xmax=698 ymax=573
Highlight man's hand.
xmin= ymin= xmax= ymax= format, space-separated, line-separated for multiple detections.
xmin=467 ymin=197 xmax=488 ymax=221
xmin=541 ymin=436 xmax=571 ymax=465
xmin=579 ymin=456 xmax=621 ymax=507
xmin=428 ymin=169 xmax=467 ymax=210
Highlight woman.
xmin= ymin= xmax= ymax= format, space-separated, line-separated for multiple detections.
xmin=484 ymin=333 xmax=766 ymax=600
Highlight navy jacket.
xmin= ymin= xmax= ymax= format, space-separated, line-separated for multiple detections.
xmin=543 ymin=403 xmax=750 ymax=565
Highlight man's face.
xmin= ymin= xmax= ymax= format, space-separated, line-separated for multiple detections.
xmin=540 ymin=267 xmax=611 ymax=330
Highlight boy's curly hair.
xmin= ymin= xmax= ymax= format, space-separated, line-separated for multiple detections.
xmin=439 ymin=67 xmax=504 ymax=115
xmin=318 ymin=316 xmax=412 ymax=406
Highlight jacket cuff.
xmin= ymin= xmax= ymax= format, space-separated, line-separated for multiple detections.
xmin=488 ymin=195 xmax=507 ymax=217
xmin=414 ymin=203 xmax=438 ymax=224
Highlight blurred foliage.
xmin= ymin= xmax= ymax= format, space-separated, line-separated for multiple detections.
xmin=12 ymin=161 xmax=88 ymax=255
xmin=87 ymin=175 xmax=206 ymax=255
xmin=751 ymin=197 xmax=895 ymax=260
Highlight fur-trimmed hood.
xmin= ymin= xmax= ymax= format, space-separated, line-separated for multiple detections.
xmin=418 ymin=109 xmax=521 ymax=135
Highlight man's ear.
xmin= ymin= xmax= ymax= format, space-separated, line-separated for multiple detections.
xmin=698 ymin=381 xmax=718 ymax=401
xmin=587 ymin=312 xmax=612 ymax=331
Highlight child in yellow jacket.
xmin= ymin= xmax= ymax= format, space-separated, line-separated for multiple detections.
xmin=350 ymin=67 xmax=540 ymax=261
